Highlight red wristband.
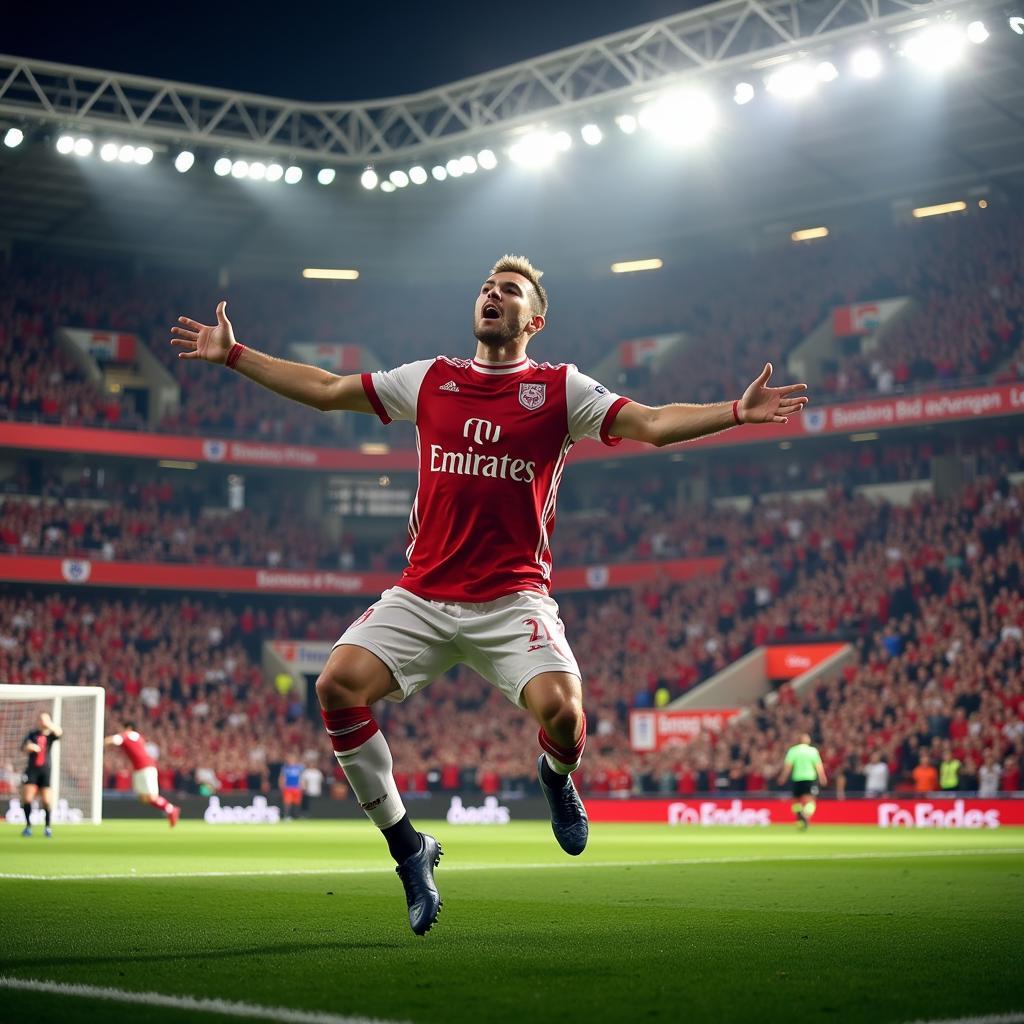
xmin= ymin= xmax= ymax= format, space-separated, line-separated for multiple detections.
xmin=732 ymin=399 xmax=743 ymax=425
xmin=225 ymin=343 xmax=246 ymax=369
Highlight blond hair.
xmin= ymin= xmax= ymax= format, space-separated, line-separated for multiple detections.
xmin=490 ymin=254 xmax=548 ymax=316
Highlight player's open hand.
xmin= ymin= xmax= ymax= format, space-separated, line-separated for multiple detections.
xmin=738 ymin=362 xmax=809 ymax=424
xmin=170 ymin=301 xmax=235 ymax=364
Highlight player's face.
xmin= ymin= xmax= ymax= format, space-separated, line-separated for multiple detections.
xmin=473 ymin=272 xmax=542 ymax=346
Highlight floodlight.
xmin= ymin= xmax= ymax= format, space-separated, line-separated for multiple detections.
xmin=616 ymin=114 xmax=638 ymax=134
xmin=508 ymin=131 xmax=563 ymax=168
xmin=74 ymin=137 xmax=94 ymax=157
xmin=134 ymin=146 xmax=153 ymax=165
xmin=638 ymin=91 xmax=717 ymax=145
xmin=231 ymin=159 xmax=249 ymax=179
xmin=118 ymin=144 xmax=136 ymax=163
xmin=265 ymin=163 xmax=284 ymax=182
xmin=459 ymin=154 xmax=478 ymax=174
xmin=100 ymin=142 xmax=119 ymax=162
xmin=766 ymin=64 xmax=816 ymax=99
xmin=966 ymin=20 xmax=989 ymax=43
xmin=3 ymin=128 xmax=24 ymax=148
xmin=733 ymin=82 xmax=755 ymax=105
xmin=316 ymin=167 xmax=336 ymax=185
xmin=1011 ymin=16 xmax=1024 ymax=34
xmin=389 ymin=169 xmax=409 ymax=188
xmin=446 ymin=157 xmax=464 ymax=177
xmin=380 ymin=180 xmax=396 ymax=192
xmin=904 ymin=26 xmax=965 ymax=70
xmin=174 ymin=151 xmax=195 ymax=173
xmin=580 ymin=123 xmax=603 ymax=145
xmin=360 ymin=167 xmax=379 ymax=189
xmin=284 ymin=166 xmax=302 ymax=184
xmin=850 ymin=47 xmax=883 ymax=78
xmin=553 ymin=131 xmax=572 ymax=152
xmin=248 ymin=161 xmax=267 ymax=181
xmin=816 ymin=61 xmax=838 ymax=82
xmin=408 ymin=165 xmax=428 ymax=185
xmin=56 ymin=134 xmax=75 ymax=155
xmin=477 ymin=149 xmax=498 ymax=169
xmin=431 ymin=165 xmax=448 ymax=181
xmin=214 ymin=157 xmax=232 ymax=176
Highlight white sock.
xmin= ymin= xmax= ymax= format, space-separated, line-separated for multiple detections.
xmin=334 ymin=729 xmax=407 ymax=829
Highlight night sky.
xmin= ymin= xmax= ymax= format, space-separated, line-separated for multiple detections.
xmin=6 ymin=1 xmax=707 ymax=101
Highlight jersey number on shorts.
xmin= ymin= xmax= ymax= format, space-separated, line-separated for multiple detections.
xmin=523 ymin=617 xmax=567 ymax=657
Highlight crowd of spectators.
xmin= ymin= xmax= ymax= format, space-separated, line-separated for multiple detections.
xmin=2 ymin=474 xmax=1021 ymax=800
xmin=1 ymin=208 xmax=1022 ymax=446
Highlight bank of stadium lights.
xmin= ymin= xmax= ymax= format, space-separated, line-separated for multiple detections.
xmin=850 ymin=47 xmax=883 ymax=79
xmin=904 ymin=25 xmax=966 ymax=69
xmin=638 ymin=90 xmax=717 ymax=146
xmin=508 ymin=130 xmax=571 ymax=169
xmin=3 ymin=127 xmax=24 ymax=148
xmin=733 ymin=82 xmax=755 ymax=105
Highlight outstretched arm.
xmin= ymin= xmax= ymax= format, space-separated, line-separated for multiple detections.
xmin=611 ymin=362 xmax=808 ymax=447
xmin=171 ymin=301 xmax=373 ymax=414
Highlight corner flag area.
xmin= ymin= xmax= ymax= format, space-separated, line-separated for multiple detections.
xmin=2 ymin=821 xmax=1021 ymax=1023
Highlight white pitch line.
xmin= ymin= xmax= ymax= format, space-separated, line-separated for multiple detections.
xmin=905 ymin=1014 xmax=1024 ymax=1024
xmin=1 ymin=846 xmax=1022 ymax=882
xmin=0 ymin=977 xmax=408 ymax=1024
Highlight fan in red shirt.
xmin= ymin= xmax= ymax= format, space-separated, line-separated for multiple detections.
xmin=172 ymin=254 xmax=808 ymax=936
xmin=104 ymin=720 xmax=180 ymax=827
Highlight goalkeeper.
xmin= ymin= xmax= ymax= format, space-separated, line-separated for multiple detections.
xmin=20 ymin=711 xmax=62 ymax=838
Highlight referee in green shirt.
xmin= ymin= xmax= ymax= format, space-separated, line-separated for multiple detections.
xmin=778 ymin=733 xmax=827 ymax=830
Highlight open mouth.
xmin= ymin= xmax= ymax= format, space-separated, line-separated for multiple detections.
xmin=482 ymin=303 xmax=501 ymax=320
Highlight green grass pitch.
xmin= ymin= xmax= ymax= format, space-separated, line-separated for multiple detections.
xmin=1 ymin=820 xmax=1022 ymax=1023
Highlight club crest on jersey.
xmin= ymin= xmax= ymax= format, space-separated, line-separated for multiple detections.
xmin=519 ymin=382 xmax=546 ymax=410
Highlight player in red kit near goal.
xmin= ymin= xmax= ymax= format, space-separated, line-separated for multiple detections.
xmin=172 ymin=254 xmax=808 ymax=935
xmin=105 ymin=721 xmax=180 ymax=827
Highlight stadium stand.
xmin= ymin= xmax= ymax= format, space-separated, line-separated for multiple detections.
xmin=2 ymin=473 xmax=1020 ymax=798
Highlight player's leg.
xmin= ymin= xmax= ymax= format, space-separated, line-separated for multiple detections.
xmin=460 ymin=593 xmax=589 ymax=855
xmin=20 ymin=781 xmax=37 ymax=836
xmin=802 ymin=789 xmax=818 ymax=824
xmin=39 ymin=784 xmax=53 ymax=836
xmin=523 ymin=671 xmax=590 ymax=855
xmin=136 ymin=769 xmax=178 ymax=825
xmin=317 ymin=591 xmax=458 ymax=936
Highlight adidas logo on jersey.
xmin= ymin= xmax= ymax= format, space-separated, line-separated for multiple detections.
xmin=439 ymin=380 xmax=460 ymax=392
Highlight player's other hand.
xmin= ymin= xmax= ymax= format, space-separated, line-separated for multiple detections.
xmin=739 ymin=362 xmax=809 ymax=424
xmin=170 ymin=301 xmax=235 ymax=364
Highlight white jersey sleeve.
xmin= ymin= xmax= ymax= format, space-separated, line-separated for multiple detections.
xmin=361 ymin=359 xmax=433 ymax=424
xmin=565 ymin=365 xmax=632 ymax=445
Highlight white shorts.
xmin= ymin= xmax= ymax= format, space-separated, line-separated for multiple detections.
xmin=132 ymin=766 xmax=159 ymax=797
xmin=334 ymin=587 xmax=581 ymax=707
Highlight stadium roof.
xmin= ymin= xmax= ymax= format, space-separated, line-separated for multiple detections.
xmin=1 ymin=0 xmax=1022 ymax=279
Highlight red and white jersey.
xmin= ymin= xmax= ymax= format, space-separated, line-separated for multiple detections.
xmin=362 ymin=355 xmax=631 ymax=602
xmin=110 ymin=730 xmax=156 ymax=770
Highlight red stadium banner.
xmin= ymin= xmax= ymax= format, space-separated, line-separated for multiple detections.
xmin=585 ymin=797 xmax=1024 ymax=827
xmin=765 ymin=643 xmax=846 ymax=680
xmin=65 ymin=328 xmax=137 ymax=363
xmin=3 ymin=383 xmax=1021 ymax=470
xmin=0 ymin=554 xmax=722 ymax=597
xmin=629 ymin=709 xmax=741 ymax=752
xmin=291 ymin=343 xmax=364 ymax=372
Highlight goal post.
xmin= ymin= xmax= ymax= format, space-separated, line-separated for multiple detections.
xmin=0 ymin=685 xmax=105 ymax=824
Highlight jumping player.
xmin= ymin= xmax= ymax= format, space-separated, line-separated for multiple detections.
xmin=779 ymin=732 xmax=827 ymax=829
xmin=20 ymin=710 xmax=63 ymax=837
xmin=104 ymin=721 xmax=180 ymax=827
xmin=172 ymin=255 xmax=808 ymax=934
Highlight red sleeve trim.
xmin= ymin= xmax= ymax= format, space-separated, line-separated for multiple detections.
xmin=600 ymin=397 xmax=633 ymax=447
xmin=361 ymin=372 xmax=392 ymax=425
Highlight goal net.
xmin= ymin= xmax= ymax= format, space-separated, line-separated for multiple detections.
xmin=0 ymin=685 xmax=105 ymax=825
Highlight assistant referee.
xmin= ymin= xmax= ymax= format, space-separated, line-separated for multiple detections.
xmin=778 ymin=732 xmax=827 ymax=830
